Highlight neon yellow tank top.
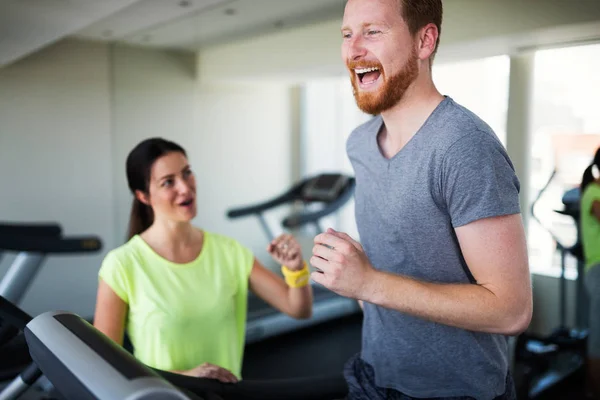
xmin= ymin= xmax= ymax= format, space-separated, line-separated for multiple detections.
xmin=581 ymin=183 xmax=600 ymax=272
xmin=98 ymin=231 xmax=254 ymax=378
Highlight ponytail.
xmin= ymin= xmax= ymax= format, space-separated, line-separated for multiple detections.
xmin=581 ymin=165 xmax=595 ymax=194
xmin=127 ymin=198 xmax=154 ymax=240
xmin=580 ymin=147 xmax=600 ymax=194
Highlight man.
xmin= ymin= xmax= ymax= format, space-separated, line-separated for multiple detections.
xmin=309 ymin=0 xmax=532 ymax=399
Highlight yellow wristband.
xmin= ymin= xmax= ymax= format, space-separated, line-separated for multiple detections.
xmin=281 ymin=261 xmax=310 ymax=288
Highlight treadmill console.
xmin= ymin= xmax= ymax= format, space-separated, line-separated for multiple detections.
xmin=302 ymin=174 xmax=350 ymax=202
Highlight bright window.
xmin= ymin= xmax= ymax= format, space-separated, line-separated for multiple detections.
xmin=528 ymin=43 xmax=600 ymax=277
xmin=432 ymin=55 xmax=510 ymax=145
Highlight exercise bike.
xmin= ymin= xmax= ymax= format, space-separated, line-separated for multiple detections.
xmin=513 ymin=170 xmax=588 ymax=399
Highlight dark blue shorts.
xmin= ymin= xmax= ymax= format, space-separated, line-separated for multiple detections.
xmin=343 ymin=353 xmax=517 ymax=400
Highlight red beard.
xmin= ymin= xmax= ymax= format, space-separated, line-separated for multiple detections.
xmin=347 ymin=48 xmax=419 ymax=115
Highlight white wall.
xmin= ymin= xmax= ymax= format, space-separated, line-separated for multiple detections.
xmin=193 ymin=82 xmax=294 ymax=267
xmin=112 ymin=46 xmax=296 ymax=266
xmin=0 ymin=39 xmax=296 ymax=318
xmin=111 ymin=44 xmax=198 ymax=243
xmin=0 ymin=40 xmax=114 ymax=317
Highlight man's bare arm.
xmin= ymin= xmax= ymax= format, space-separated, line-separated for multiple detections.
xmin=362 ymin=214 xmax=532 ymax=335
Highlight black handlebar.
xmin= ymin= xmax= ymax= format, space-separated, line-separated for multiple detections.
xmin=0 ymin=223 xmax=62 ymax=238
xmin=227 ymin=192 xmax=296 ymax=219
xmin=227 ymin=182 xmax=305 ymax=219
xmin=0 ymin=234 xmax=102 ymax=253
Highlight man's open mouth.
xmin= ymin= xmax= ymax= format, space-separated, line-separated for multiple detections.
xmin=355 ymin=67 xmax=381 ymax=85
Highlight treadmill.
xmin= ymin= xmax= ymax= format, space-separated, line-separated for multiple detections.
xmin=0 ymin=223 xmax=102 ymax=305
xmin=2 ymin=306 xmax=346 ymax=400
xmin=0 ymin=223 xmax=102 ymax=399
xmin=0 ymin=302 xmax=206 ymax=400
xmin=226 ymin=173 xmax=361 ymax=344
xmin=0 ymin=224 xmax=63 ymax=275
xmin=0 ymin=224 xmax=348 ymax=399
xmin=0 ymin=223 xmax=64 ymax=384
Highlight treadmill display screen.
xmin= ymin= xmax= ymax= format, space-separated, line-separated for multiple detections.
xmin=312 ymin=175 xmax=341 ymax=190
xmin=303 ymin=174 xmax=349 ymax=202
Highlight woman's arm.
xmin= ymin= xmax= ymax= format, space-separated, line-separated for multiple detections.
xmin=248 ymin=234 xmax=313 ymax=319
xmin=93 ymin=279 xmax=128 ymax=345
xmin=249 ymin=259 xmax=313 ymax=319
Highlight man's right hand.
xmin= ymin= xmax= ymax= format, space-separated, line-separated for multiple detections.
xmin=182 ymin=362 xmax=238 ymax=383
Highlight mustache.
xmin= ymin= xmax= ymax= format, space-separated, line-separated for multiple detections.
xmin=346 ymin=60 xmax=383 ymax=70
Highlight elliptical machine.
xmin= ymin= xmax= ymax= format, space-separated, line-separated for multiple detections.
xmin=513 ymin=170 xmax=588 ymax=399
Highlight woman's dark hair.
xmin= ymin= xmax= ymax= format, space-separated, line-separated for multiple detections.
xmin=581 ymin=147 xmax=600 ymax=194
xmin=125 ymin=137 xmax=187 ymax=240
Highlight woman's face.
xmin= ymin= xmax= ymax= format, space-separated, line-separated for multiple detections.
xmin=138 ymin=151 xmax=197 ymax=223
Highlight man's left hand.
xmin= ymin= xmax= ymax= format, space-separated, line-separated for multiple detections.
xmin=310 ymin=228 xmax=375 ymax=299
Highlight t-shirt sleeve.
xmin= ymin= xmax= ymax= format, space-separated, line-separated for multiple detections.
xmin=98 ymin=250 xmax=130 ymax=303
xmin=441 ymin=133 xmax=521 ymax=228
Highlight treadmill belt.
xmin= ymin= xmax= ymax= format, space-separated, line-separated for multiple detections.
xmin=243 ymin=313 xmax=363 ymax=380
xmin=247 ymin=285 xmax=341 ymax=318
xmin=245 ymin=285 xmax=361 ymax=344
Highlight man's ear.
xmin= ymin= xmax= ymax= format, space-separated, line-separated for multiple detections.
xmin=418 ymin=23 xmax=438 ymax=61
xmin=135 ymin=190 xmax=150 ymax=206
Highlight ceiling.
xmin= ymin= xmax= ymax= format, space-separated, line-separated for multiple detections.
xmin=0 ymin=0 xmax=347 ymax=67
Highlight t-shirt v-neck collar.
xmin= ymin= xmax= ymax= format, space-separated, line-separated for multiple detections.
xmin=371 ymin=96 xmax=451 ymax=166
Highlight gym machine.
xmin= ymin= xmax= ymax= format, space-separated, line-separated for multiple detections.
xmin=513 ymin=171 xmax=588 ymax=399
xmin=0 ymin=303 xmax=348 ymax=399
xmin=0 ymin=223 xmax=102 ymax=399
xmin=227 ymin=173 xmax=361 ymax=344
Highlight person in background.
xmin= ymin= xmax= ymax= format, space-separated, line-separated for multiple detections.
xmin=580 ymin=147 xmax=600 ymax=398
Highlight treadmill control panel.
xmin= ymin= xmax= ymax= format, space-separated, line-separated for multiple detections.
xmin=302 ymin=174 xmax=350 ymax=202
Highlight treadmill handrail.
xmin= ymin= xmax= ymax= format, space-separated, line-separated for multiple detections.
xmin=227 ymin=183 xmax=304 ymax=219
xmin=0 ymin=224 xmax=62 ymax=238
xmin=227 ymin=174 xmax=355 ymax=221
xmin=0 ymin=234 xmax=102 ymax=253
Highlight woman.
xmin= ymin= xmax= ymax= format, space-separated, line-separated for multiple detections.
xmin=93 ymin=137 xmax=313 ymax=384
xmin=581 ymin=147 xmax=600 ymax=398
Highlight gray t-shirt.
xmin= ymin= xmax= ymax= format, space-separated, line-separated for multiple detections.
xmin=346 ymin=96 xmax=521 ymax=399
